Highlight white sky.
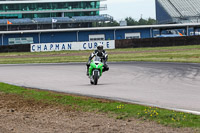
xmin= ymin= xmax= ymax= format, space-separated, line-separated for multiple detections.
xmin=101 ymin=0 xmax=156 ymax=21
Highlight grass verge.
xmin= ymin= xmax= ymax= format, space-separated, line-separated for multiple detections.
xmin=0 ymin=45 xmax=200 ymax=64
xmin=0 ymin=82 xmax=199 ymax=129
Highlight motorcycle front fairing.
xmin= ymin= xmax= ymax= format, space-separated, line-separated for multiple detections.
xmin=89 ymin=56 xmax=103 ymax=77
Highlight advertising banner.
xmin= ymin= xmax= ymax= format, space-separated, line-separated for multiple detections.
xmin=31 ymin=40 xmax=115 ymax=52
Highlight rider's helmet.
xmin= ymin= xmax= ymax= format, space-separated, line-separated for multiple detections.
xmin=97 ymin=43 xmax=103 ymax=53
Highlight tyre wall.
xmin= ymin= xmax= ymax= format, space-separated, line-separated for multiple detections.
xmin=115 ymin=36 xmax=200 ymax=48
xmin=0 ymin=44 xmax=30 ymax=52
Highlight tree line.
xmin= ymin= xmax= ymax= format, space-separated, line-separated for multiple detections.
xmin=95 ymin=17 xmax=156 ymax=27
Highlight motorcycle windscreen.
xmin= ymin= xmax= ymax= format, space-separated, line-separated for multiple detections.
xmin=94 ymin=56 xmax=101 ymax=61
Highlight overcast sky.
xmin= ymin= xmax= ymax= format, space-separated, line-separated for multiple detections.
xmin=101 ymin=0 xmax=156 ymax=21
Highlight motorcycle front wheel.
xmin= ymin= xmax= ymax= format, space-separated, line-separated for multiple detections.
xmin=94 ymin=71 xmax=98 ymax=85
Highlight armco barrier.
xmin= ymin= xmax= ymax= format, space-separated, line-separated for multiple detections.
xmin=0 ymin=44 xmax=30 ymax=52
xmin=115 ymin=36 xmax=200 ymax=48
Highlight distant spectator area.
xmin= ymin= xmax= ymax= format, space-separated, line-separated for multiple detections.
xmin=0 ymin=15 xmax=113 ymax=31
xmin=0 ymin=0 xmax=113 ymax=31
xmin=156 ymin=0 xmax=200 ymax=24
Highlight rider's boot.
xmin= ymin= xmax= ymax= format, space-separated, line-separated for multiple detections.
xmin=86 ymin=62 xmax=90 ymax=76
xmin=103 ymin=63 xmax=109 ymax=72
xmin=86 ymin=66 xmax=89 ymax=76
xmin=86 ymin=69 xmax=89 ymax=76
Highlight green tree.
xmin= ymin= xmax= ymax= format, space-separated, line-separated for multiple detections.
xmin=125 ymin=17 xmax=138 ymax=25
xmin=147 ymin=17 xmax=156 ymax=25
xmin=92 ymin=16 xmax=156 ymax=27
xmin=125 ymin=16 xmax=156 ymax=26
xmin=138 ymin=18 xmax=148 ymax=25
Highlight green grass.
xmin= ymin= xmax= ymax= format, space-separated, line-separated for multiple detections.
xmin=0 ymin=82 xmax=200 ymax=129
xmin=0 ymin=45 xmax=200 ymax=64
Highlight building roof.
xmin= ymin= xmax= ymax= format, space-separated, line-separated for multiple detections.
xmin=157 ymin=0 xmax=200 ymax=18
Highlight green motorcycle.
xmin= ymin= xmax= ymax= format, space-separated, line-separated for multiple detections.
xmin=89 ymin=56 xmax=104 ymax=85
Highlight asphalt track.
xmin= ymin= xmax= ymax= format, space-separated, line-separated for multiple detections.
xmin=0 ymin=62 xmax=200 ymax=114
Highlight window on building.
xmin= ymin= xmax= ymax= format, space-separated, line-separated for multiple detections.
xmin=8 ymin=37 xmax=33 ymax=45
xmin=89 ymin=34 xmax=105 ymax=41
xmin=125 ymin=33 xmax=141 ymax=39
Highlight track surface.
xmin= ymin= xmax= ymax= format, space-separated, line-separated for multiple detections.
xmin=0 ymin=62 xmax=200 ymax=114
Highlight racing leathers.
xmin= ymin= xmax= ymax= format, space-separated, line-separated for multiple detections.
xmin=86 ymin=50 xmax=109 ymax=76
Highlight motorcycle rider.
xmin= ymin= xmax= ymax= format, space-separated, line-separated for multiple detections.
xmin=86 ymin=43 xmax=109 ymax=76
